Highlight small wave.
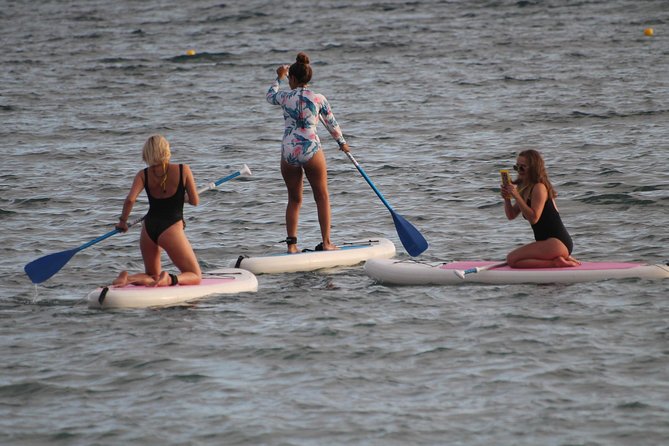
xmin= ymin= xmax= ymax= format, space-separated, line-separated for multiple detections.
xmin=571 ymin=109 xmax=669 ymax=120
xmin=577 ymin=193 xmax=655 ymax=206
xmin=0 ymin=208 xmax=17 ymax=216
xmin=73 ymin=32 xmax=104 ymax=40
xmin=99 ymin=57 xmax=136 ymax=64
xmin=616 ymin=401 xmax=650 ymax=410
xmin=0 ymin=381 xmax=54 ymax=398
xmin=203 ymin=11 xmax=269 ymax=24
xmin=72 ymin=13 xmax=104 ymax=23
xmin=503 ymin=75 xmax=546 ymax=83
xmin=11 ymin=197 xmax=51 ymax=206
xmin=633 ymin=185 xmax=664 ymax=192
xmin=172 ymin=373 xmax=208 ymax=383
xmin=168 ymin=51 xmax=233 ymax=63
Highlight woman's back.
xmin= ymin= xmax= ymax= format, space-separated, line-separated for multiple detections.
xmin=144 ymin=163 xmax=184 ymax=199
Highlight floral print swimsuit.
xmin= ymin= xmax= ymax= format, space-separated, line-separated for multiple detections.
xmin=267 ymin=78 xmax=346 ymax=166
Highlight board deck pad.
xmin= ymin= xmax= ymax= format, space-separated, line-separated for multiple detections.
xmin=364 ymin=258 xmax=669 ymax=285
xmin=439 ymin=261 xmax=646 ymax=271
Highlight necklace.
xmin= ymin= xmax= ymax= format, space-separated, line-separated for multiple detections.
xmin=517 ymin=183 xmax=530 ymax=199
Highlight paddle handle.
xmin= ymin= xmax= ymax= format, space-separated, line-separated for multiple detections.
xmin=197 ymin=164 xmax=252 ymax=194
xmin=455 ymin=261 xmax=507 ymax=279
xmin=345 ymin=152 xmax=395 ymax=212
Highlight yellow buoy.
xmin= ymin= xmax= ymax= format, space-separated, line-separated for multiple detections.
xmin=644 ymin=28 xmax=654 ymax=37
xmin=186 ymin=49 xmax=196 ymax=56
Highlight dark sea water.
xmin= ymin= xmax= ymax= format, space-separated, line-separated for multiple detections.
xmin=1 ymin=0 xmax=668 ymax=444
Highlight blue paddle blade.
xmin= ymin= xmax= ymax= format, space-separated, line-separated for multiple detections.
xmin=24 ymin=248 xmax=79 ymax=284
xmin=391 ymin=211 xmax=428 ymax=257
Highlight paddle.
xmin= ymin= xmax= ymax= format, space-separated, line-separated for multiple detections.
xmin=24 ymin=164 xmax=252 ymax=284
xmin=345 ymin=152 xmax=428 ymax=257
xmin=454 ymin=261 xmax=507 ymax=279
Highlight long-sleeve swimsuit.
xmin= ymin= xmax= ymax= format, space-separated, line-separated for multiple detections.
xmin=266 ymin=78 xmax=346 ymax=166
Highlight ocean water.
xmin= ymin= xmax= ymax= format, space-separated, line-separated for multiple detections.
xmin=1 ymin=0 xmax=668 ymax=444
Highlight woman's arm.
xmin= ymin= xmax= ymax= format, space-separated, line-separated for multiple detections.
xmin=318 ymin=97 xmax=346 ymax=147
xmin=503 ymin=196 xmax=520 ymax=220
xmin=514 ymin=183 xmax=547 ymax=225
xmin=501 ymin=182 xmax=521 ymax=220
xmin=116 ymin=170 xmax=145 ymax=231
xmin=183 ymin=164 xmax=199 ymax=206
xmin=266 ymin=65 xmax=289 ymax=105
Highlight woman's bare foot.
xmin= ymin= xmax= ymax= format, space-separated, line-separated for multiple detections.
xmin=554 ymin=256 xmax=579 ymax=268
xmin=131 ymin=276 xmax=157 ymax=286
xmin=287 ymin=244 xmax=299 ymax=254
xmin=112 ymin=271 xmax=128 ymax=287
xmin=321 ymin=242 xmax=338 ymax=251
xmin=150 ymin=271 xmax=171 ymax=287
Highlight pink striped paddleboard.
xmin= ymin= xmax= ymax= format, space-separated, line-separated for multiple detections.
xmin=364 ymin=258 xmax=669 ymax=285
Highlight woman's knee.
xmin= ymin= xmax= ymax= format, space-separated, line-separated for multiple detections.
xmin=311 ymin=187 xmax=330 ymax=204
xmin=287 ymin=190 xmax=302 ymax=205
xmin=547 ymin=238 xmax=570 ymax=258
xmin=506 ymin=252 xmax=520 ymax=268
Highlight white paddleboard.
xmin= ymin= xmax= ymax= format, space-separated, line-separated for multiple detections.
xmin=87 ymin=268 xmax=258 ymax=309
xmin=230 ymin=238 xmax=396 ymax=274
xmin=364 ymin=258 xmax=669 ymax=285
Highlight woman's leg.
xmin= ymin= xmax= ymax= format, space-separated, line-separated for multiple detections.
xmin=140 ymin=227 xmax=162 ymax=276
xmin=507 ymin=238 xmax=578 ymax=268
xmin=111 ymin=227 xmax=162 ymax=286
xmin=304 ymin=150 xmax=336 ymax=250
xmin=281 ymin=159 xmax=304 ymax=253
xmin=156 ymin=221 xmax=202 ymax=286
xmin=112 ymin=271 xmax=156 ymax=287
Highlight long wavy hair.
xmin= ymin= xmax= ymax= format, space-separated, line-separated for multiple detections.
xmin=516 ymin=149 xmax=557 ymax=199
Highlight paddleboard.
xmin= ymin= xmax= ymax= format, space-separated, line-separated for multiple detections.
xmin=364 ymin=258 xmax=669 ymax=285
xmin=231 ymin=238 xmax=396 ymax=274
xmin=87 ymin=268 xmax=258 ymax=309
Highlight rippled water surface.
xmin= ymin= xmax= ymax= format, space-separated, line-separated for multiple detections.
xmin=1 ymin=1 xmax=668 ymax=444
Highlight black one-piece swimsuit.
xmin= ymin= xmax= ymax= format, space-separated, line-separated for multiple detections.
xmin=527 ymin=186 xmax=574 ymax=254
xmin=143 ymin=164 xmax=185 ymax=244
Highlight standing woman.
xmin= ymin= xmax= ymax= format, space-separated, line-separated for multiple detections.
xmin=500 ymin=149 xmax=579 ymax=268
xmin=267 ymin=52 xmax=350 ymax=253
xmin=113 ymin=135 xmax=202 ymax=287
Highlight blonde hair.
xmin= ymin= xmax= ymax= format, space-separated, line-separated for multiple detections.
xmin=142 ymin=135 xmax=171 ymax=166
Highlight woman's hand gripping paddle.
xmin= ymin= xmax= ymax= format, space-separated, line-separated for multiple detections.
xmin=24 ymin=164 xmax=252 ymax=284
xmin=345 ymin=152 xmax=428 ymax=257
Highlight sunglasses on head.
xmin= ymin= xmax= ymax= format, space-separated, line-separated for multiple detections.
xmin=513 ymin=164 xmax=527 ymax=173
